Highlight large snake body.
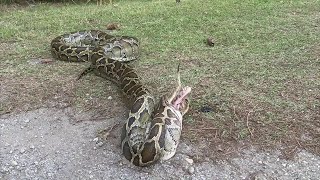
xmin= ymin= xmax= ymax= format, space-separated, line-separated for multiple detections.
xmin=51 ymin=30 xmax=191 ymax=166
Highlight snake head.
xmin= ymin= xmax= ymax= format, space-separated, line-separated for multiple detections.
xmin=160 ymin=82 xmax=191 ymax=119
xmin=155 ymin=85 xmax=191 ymax=121
xmin=167 ymin=86 xmax=191 ymax=116
xmin=166 ymin=67 xmax=191 ymax=116
xmin=154 ymin=65 xmax=191 ymax=121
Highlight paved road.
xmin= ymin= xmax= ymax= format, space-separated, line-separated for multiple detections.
xmin=1 ymin=108 xmax=319 ymax=179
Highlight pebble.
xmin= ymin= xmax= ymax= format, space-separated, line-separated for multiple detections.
xmin=25 ymin=119 xmax=30 ymax=123
xmin=217 ymin=144 xmax=223 ymax=152
xmin=107 ymin=96 xmax=113 ymax=100
xmin=11 ymin=160 xmax=18 ymax=166
xmin=93 ymin=137 xmax=99 ymax=142
xmin=185 ymin=157 xmax=194 ymax=164
xmin=97 ymin=142 xmax=104 ymax=147
xmin=206 ymin=37 xmax=215 ymax=46
xmin=188 ymin=166 xmax=195 ymax=174
xmin=30 ymin=145 xmax=35 ymax=149
xmin=20 ymin=147 xmax=26 ymax=153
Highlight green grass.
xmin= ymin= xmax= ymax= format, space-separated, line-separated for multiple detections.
xmin=1 ymin=0 xmax=319 ymax=156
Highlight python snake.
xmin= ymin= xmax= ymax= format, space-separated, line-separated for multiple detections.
xmin=51 ymin=30 xmax=191 ymax=166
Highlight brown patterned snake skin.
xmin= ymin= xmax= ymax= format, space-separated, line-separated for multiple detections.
xmin=51 ymin=30 xmax=191 ymax=166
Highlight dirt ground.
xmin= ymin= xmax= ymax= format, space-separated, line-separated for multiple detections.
xmin=1 ymin=107 xmax=319 ymax=179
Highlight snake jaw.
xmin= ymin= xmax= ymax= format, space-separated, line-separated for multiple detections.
xmin=169 ymin=86 xmax=191 ymax=116
xmin=166 ymin=65 xmax=191 ymax=116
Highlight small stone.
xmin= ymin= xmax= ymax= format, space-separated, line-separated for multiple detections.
xmin=106 ymin=23 xmax=120 ymax=30
xmin=107 ymin=96 xmax=113 ymax=100
xmin=206 ymin=37 xmax=215 ymax=46
xmin=30 ymin=145 xmax=35 ymax=149
xmin=25 ymin=119 xmax=30 ymax=123
xmin=188 ymin=166 xmax=195 ymax=174
xmin=34 ymin=161 xmax=39 ymax=165
xmin=20 ymin=148 xmax=26 ymax=153
xmin=11 ymin=160 xmax=18 ymax=166
xmin=302 ymin=160 xmax=308 ymax=164
xmin=185 ymin=157 xmax=194 ymax=164
xmin=97 ymin=142 xmax=104 ymax=147
xmin=93 ymin=137 xmax=99 ymax=142
xmin=217 ymin=144 xmax=223 ymax=152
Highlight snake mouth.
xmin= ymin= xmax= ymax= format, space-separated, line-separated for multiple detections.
xmin=169 ymin=86 xmax=191 ymax=115
xmin=166 ymin=64 xmax=191 ymax=116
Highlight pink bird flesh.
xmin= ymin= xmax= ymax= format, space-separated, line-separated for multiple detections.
xmin=172 ymin=86 xmax=191 ymax=110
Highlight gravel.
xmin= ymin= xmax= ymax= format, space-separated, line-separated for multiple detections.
xmin=0 ymin=108 xmax=319 ymax=179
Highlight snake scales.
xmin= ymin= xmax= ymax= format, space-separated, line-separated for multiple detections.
xmin=51 ymin=30 xmax=191 ymax=166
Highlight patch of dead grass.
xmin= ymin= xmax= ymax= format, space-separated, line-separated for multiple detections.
xmin=183 ymin=68 xmax=319 ymax=160
xmin=0 ymin=74 xmax=75 ymax=114
xmin=0 ymin=65 xmax=127 ymax=121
